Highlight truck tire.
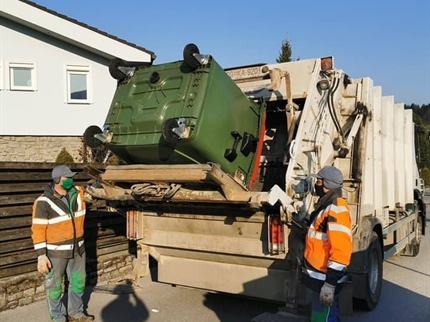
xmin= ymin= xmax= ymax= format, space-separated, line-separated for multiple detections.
xmin=359 ymin=235 xmax=383 ymax=310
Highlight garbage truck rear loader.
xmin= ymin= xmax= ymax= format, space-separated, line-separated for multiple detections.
xmin=84 ymin=44 xmax=426 ymax=313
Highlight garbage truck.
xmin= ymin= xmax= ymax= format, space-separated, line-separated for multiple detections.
xmin=83 ymin=44 xmax=427 ymax=315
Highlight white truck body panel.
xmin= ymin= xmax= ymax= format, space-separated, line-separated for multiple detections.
xmin=372 ymin=86 xmax=383 ymax=219
xmin=381 ymin=96 xmax=396 ymax=212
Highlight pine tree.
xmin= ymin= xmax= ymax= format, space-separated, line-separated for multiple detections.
xmin=276 ymin=35 xmax=293 ymax=63
xmin=55 ymin=148 xmax=74 ymax=164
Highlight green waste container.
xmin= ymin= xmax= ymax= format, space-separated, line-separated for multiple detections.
xmin=103 ymin=56 xmax=265 ymax=187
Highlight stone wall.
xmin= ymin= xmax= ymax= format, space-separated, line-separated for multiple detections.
xmin=0 ymin=136 xmax=84 ymax=162
xmin=0 ymin=253 xmax=134 ymax=312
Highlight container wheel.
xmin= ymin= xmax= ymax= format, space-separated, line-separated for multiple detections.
xmin=83 ymin=125 xmax=103 ymax=148
xmin=162 ymin=119 xmax=180 ymax=144
xmin=183 ymin=43 xmax=200 ymax=69
xmin=109 ymin=58 xmax=127 ymax=80
xmin=356 ymin=233 xmax=383 ymax=311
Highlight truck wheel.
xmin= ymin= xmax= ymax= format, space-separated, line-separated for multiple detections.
xmin=360 ymin=235 xmax=383 ymax=310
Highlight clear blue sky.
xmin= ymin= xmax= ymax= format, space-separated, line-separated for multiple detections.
xmin=32 ymin=0 xmax=430 ymax=105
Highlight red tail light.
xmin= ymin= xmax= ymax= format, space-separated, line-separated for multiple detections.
xmin=268 ymin=215 xmax=285 ymax=254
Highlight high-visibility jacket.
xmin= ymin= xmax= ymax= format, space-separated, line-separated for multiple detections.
xmin=31 ymin=185 xmax=86 ymax=259
xmin=303 ymin=196 xmax=352 ymax=287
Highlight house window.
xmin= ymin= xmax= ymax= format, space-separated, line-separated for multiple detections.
xmin=9 ymin=63 xmax=37 ymax=91
xmin=66 ymin=65 xmax=91 ymax=103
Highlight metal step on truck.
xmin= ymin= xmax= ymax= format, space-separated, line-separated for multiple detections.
xmin=83 ymin=44 xmax=427 ymax=321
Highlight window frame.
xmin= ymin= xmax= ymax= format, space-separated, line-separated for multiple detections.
xmin=9 ymin=62 xmax=37 ymax=91
xmin=65 ymin=65 xmax=92 ymax=104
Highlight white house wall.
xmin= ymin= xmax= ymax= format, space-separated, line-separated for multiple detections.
xmin=0 ymin=17 xmax=117 ymax=136
xmin=1 ymin=0 xmax=152 ymax=62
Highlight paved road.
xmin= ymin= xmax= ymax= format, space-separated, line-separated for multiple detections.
xmin=1 ymin=192 xmax=429 ymax=322
xmin=346 ymin=190 xmax=430 ymax=322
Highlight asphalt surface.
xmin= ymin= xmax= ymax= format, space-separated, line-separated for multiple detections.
xmin=1 ymin=190 xmax=429 ymax=322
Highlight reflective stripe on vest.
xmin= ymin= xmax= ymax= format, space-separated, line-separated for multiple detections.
xmin=328 ymin=223 xmax=352 ymax=236
xmin=34 ymin=242 xmax=47 ymax=250
xmin=46 ymin=240 xmax=84 ymax=251
xmin=329 ymin=204 xmax=349 ymax=214
xmin=32 ymin=209 xmax=86 ymax=225
xmin=37 ymin=196 xmax=66 ymax=216
xmin=307 ymin=229 xmax=328 ymax=241
xmin=33 ymin=195 xmax=86 ymax=225
xmin=327 ymin=260 xmax=347 ymax=271
xmin=304 ymin=268 xmax=348 ymax=283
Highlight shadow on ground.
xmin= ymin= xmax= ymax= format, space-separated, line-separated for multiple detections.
xmin=92 ymin=281 xmax=149 ymax=322
xmin=203 ymin=292 xmax=279 ymax=322
xmin=344 ymin=278 xmax=429 ymax=322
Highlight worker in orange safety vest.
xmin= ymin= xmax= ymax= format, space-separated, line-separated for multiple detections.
xmin=31 ymin=165 xmax=94 ymax=322
xmin=300 ymin=166 xmax=352 ymax=322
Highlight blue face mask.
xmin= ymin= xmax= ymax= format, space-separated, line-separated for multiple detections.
xmin=61 ymin=178 xmax=74 ymax=190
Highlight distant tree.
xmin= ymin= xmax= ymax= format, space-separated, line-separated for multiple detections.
xmin=421 ymin=167 xmax=430 ymax=187
xmin=276 ymin=34 xmax=293 ymax=63
xmin=417 ymin=132 xmax=430 ymax=169
xmin=406 ymin=104 xmax=430 ymax=169
xmin=407 ymin=103 xmax=430 ymax=127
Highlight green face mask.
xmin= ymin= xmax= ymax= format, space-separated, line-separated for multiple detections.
xmin=61 ymin=178 xmax=74 ymax=190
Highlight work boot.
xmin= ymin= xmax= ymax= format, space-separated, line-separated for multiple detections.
xmin=67 ymin=314 xmax=94 ymax=322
